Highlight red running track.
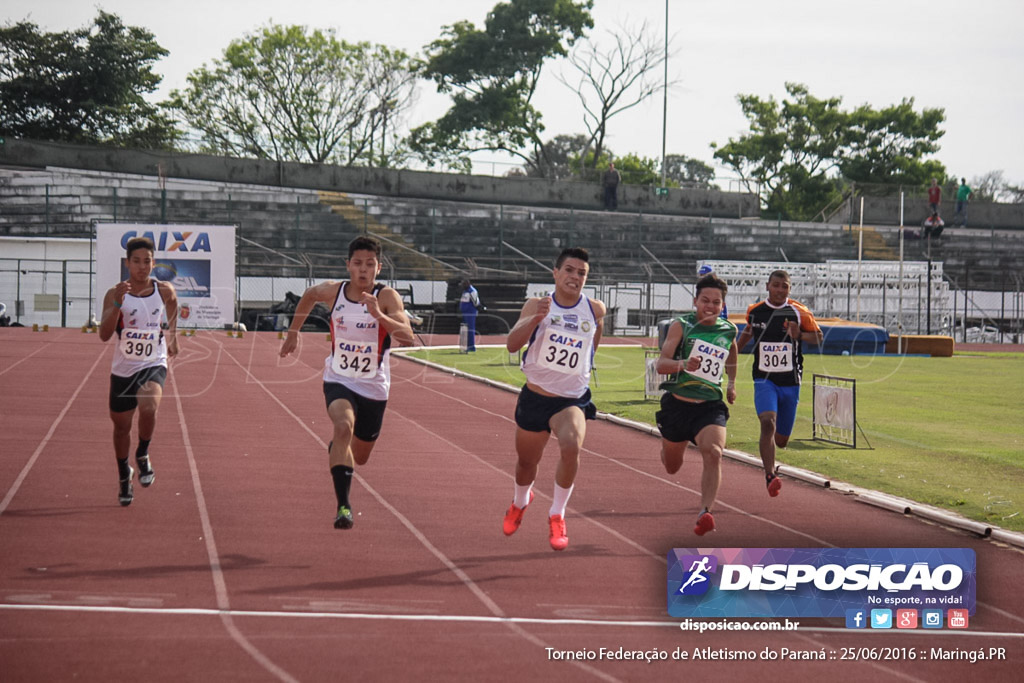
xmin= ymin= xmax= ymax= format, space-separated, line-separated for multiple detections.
xmin=0 ymin=328 xmax=1021 ymax=682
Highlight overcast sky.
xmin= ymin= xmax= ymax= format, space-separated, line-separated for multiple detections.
xmin=6 ymin=0 xmax=1024 ymax=188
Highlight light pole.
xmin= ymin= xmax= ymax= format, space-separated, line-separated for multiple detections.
xmin=660 ymin=0 xmax=668 ymax=188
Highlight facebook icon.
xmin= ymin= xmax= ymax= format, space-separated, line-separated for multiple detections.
xmin=845 ymin=609 xmax=867 ymax=629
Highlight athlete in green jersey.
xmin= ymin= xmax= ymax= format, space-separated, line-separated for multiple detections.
xmin=655 ymin=274 xmax=738 ymax=536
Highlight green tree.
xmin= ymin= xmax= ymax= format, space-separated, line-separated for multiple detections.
xmin=0 ymin=11 xmax=178 ymax=148
xmin=170 ymin=24 xmax=417 ymax=166
xmin=712 ymin=82 xmax=946 ymax=219
xmin=525 ymin=133 xmax=591 ymax=179
xmin=839 ymin=99 xmax=946 ymax=191
xmin=411 ymin=0 xmax=593 ymax=172
xmin=663 ymin=154 xmax=717 ymax=189
xmin=574 ymin=152 xmax=659 ymax=186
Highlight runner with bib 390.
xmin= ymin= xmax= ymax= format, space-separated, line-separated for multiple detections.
xmin=502 ymin=247 xmax=606 ymax=551
xmin=99 ymin=236 xmax=179 ymax=507
xmin=735 ymin=269 xmax=822 ymax=498
xmin=655 ymin=274 xmax=738 ymax=536
xmin=279 ymin=236 xmax=413 ymax=530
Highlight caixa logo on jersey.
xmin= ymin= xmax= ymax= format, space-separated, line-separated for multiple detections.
xmin=667 ymin=548 xmax=976 ymax=618
xmin=120 ymin=230 xmax=212 ymax=252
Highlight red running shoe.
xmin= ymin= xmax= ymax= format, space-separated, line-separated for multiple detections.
xmin=693 ymin=511 xmax=716 ymax=536
xmin=767 ymin=474 xmax=782 ymax=497
xmin=502 ymin=490 xmax=534 ymax=536
xmin=548 ymin=514 xmax=569 ymax=551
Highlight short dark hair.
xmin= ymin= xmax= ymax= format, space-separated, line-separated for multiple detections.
xmin=768 ymin=269 xmax=790 ymax=282
xmin=555 ymin=247 xmax=589 ymax=269
xmin=695 ymin=273 xmax=728 ymax=297
xmin=348 ymin=235 xmax=382 ymax=258
xmin=125 ymin=236 xmax=155 ymax=258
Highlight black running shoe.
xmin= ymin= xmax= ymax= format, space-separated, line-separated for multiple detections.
xmin=119 ymin=466 xmax=135 ymax=506
xmin=137 ymin=455 xmax=155 ymax=487
xmin=334 ymin=506 xmax=354 ymax=530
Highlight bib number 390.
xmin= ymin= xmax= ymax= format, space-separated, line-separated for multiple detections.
xmin=120 ymin=330 xmax=159 ymax=361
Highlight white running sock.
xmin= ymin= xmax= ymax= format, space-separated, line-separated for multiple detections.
xmin=513 ymin=482 xmax=533 ymax=509
xmin=549 ymin=483 xmax=574 ymax=518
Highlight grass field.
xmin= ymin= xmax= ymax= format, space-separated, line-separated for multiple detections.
xmin=406 ymin=345 xmax=1024 ymax=533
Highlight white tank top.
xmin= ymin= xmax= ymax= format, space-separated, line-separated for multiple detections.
xmin=521 ymin=293 xmax=598 ymax=398
xmin=111 ymin=281 xmax=169 ymax=377
xmin=322 ymin=282 xmax=392 ymax=401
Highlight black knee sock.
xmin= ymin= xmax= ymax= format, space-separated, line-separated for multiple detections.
xmin=117 ymin=457 xmax=131 ymax=480
xmin=330 ymin=465 xmax=354 ymax=509
xmin=136 ymin=439 xmax=151 ymax=460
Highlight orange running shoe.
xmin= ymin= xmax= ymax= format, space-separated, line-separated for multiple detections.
xmin=548 ymin=514 xmax=569 ymax=551
xmin=502 ymin=490 xmax=534 ymax=536
xmin=693 ymin=511 xmax=715 ymax=536
xmin=767 ymin=474 xmax=782 ymax=497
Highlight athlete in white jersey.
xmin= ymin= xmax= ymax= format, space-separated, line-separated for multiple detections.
xmin=99 ymin=236 xmax=179 ymax=507
xmin=280 ymin=236 xmax=413 ymax=530
xmin=502 ymin=247 xmax=606 ymax=551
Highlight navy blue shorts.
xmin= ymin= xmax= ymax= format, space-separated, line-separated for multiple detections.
xmin=753 ymin=379 xmax=801 ymax=437
xmin=109 ymin=366 xmax=167 ymax=413
xmin=514 ymin=385 xmax=597 ymax=433
xmin=656 ymin=393 xmax=729 ymax=444
xmin=323 ymin=382 xmax=388 ymax=442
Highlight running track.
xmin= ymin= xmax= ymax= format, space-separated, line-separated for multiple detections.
xmin=0 ymin=328 xmax=1021 ymax=682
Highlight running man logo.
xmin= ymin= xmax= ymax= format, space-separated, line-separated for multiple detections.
xmin=676 ymin=555 xmax=718 ymax=596
xmin=120 ymin=230 xmax=212 ymax=252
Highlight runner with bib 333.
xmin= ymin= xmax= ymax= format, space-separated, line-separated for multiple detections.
xmin=735 ymin=270 xmax=822 ymax=498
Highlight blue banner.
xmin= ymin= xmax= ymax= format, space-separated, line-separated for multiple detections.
xmin=668 ymin=548 xmax=975 ymax=618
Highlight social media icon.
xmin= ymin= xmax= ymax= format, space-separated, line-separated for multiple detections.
xmin=896 ymin=609 xmax=918 ymax=629
xmin=948 ymin=609 xmax=969 ymax=629
xmin=846 ymin=609 xmax=867 ymax=629
xmin=870 ymin=609 xmax=892 ymax=629
xmin=922 ymin=609 xmax=944 ymax=629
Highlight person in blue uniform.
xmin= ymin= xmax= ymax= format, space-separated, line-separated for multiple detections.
xmin=459 ymin=279 xmax=481 ymax=352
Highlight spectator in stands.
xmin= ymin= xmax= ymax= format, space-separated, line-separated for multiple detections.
xmin=655 ymin=273 xmax=738 ymax=536
xmin=502 ymin=247 xmax=606 ymax=551
xmin=278 ymin=235 xmax=414 ymax=530
xmin=602 ymin=163 xmax=621 ymax=211
xmin=98 ymin=236 xmax=179 ymax=507
xmin=955 ymin=178 xmax=972 ymax=227
xmin=459 ymin=278 xmax=481 ymax=352
xmin=734 ymin=270 xmax=822 ymax=499
xmin=924 ymin=212 xmax=945 ymax=239
xmin=928 ymin=178 xmax=942 ymax=214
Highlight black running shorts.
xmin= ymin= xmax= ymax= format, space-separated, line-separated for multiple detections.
xmin=656 ymin=393 xmax=729 ymax=444
xmin=323 ymin=381 xmax=388 ymax=442
xmin=514 ymin=384 xmax=597 ymax=433
xmin=109 ymin=366 xmax=168 ymax=413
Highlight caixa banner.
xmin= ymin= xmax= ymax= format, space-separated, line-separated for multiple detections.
xmin=668 ymin=548 xmax=975 ymax=618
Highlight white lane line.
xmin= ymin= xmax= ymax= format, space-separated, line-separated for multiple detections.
xmin=168 ymin=369 xmax=298 ymax=683
xmin=0 ymin=603 xmax=1021 ymax=639
xmin=0 ymin=343 xmax=50 ymax=378
xmin=0 ymin=345 xmax=106 ymax=517
xmin=217 ymin=339 xmax=623 ymax=683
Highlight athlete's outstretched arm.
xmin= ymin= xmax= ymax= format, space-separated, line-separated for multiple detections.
xmin=280 ymin=282 xmax=337 ymax=357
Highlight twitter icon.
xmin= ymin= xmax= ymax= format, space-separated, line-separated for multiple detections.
xmin=870 ymin=609 xmax=893 ymax=629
